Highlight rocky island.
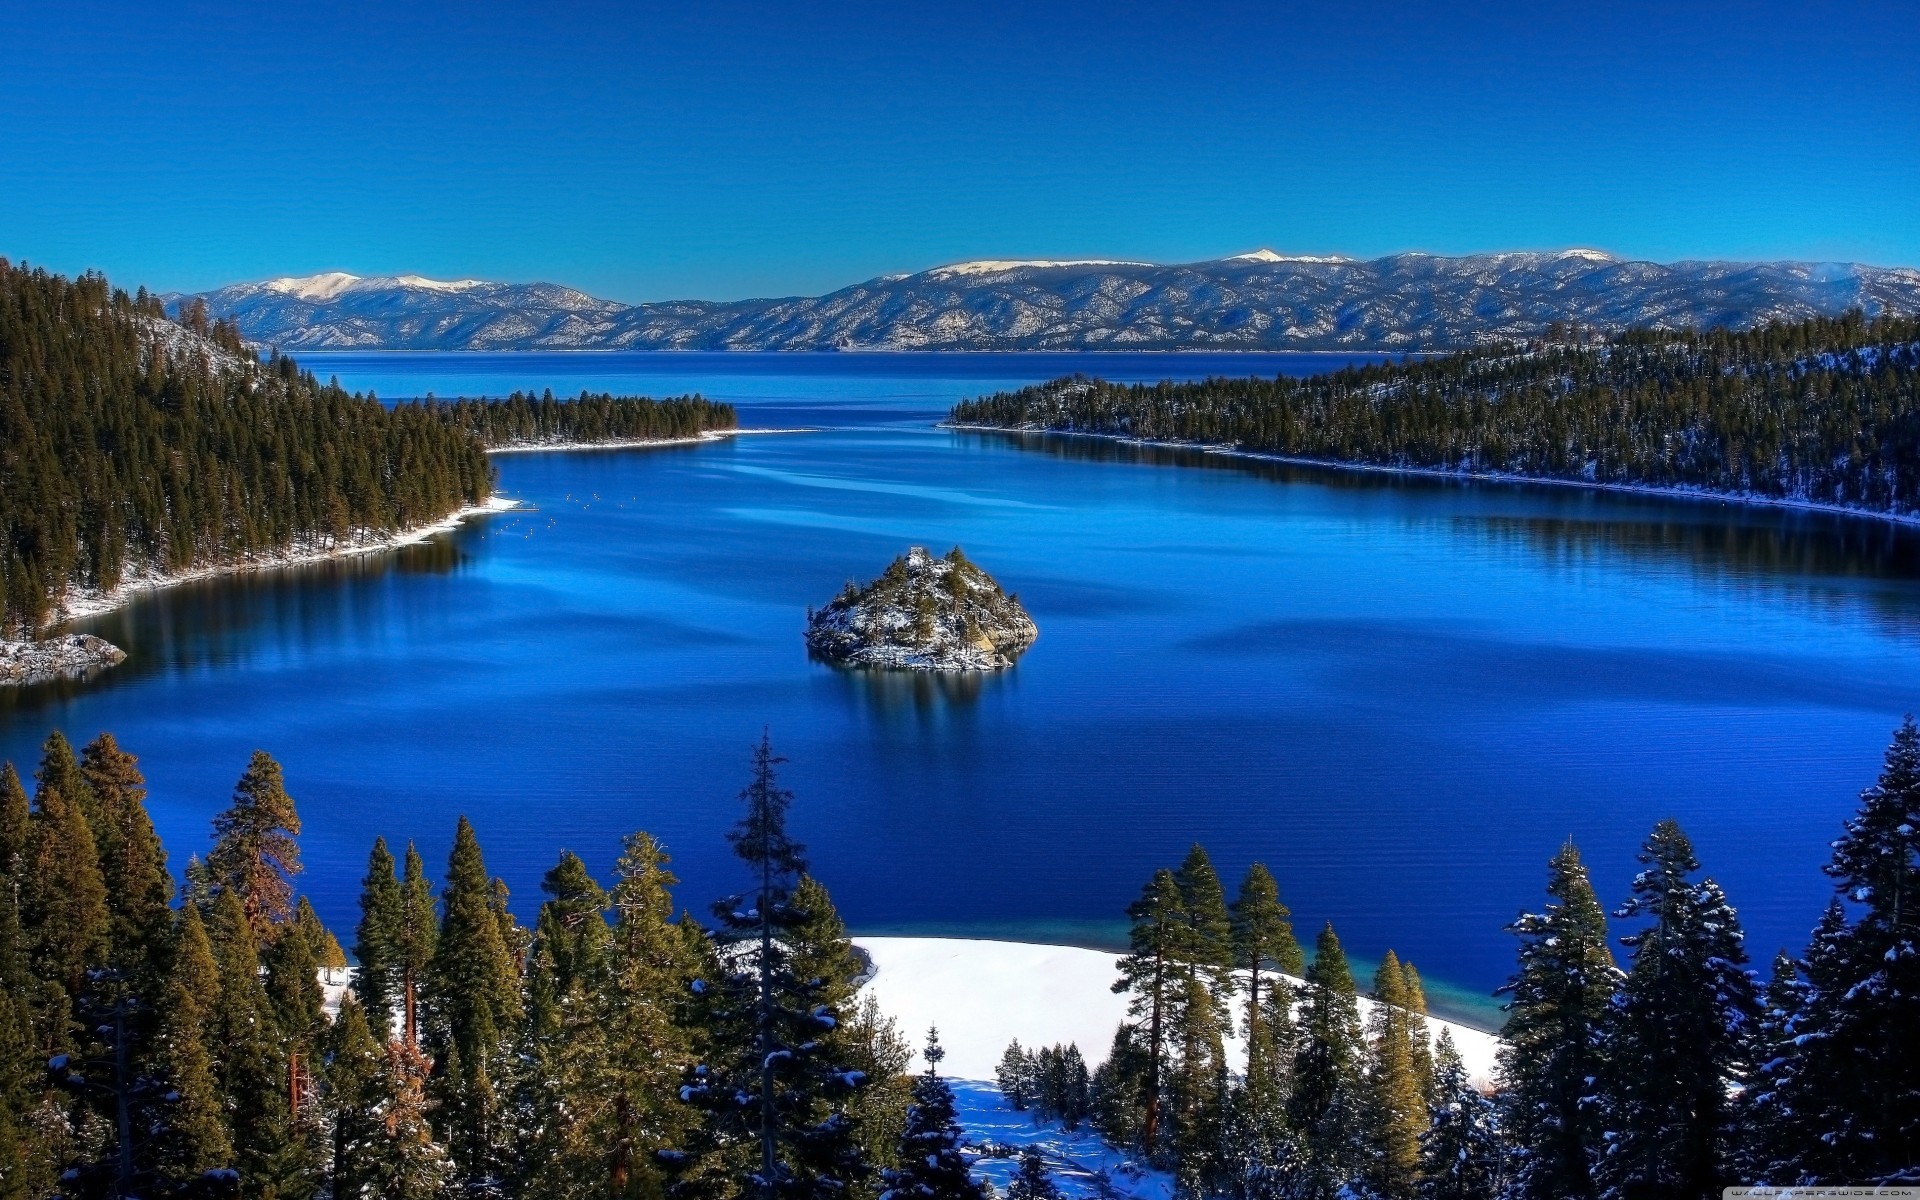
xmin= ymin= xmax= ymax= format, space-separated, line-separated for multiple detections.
xmin=1 ymin=634 xmax=127 ymax=687
xmin=805 ymin=546 xmax=1038 ymax=671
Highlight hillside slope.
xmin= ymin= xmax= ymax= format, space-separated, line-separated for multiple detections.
xmin=180 ymin=251 xmax=1920 ymax=352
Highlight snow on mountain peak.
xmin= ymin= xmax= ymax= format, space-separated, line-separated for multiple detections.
xmin=1557 ymin=248 xmax=1617 ymax=262
xmin=262 ymin=272 xmax=362 ymax=301
xmin=390 ymin=274 xmax=487 ymax=292
xmin=927 ymin=258 xmax=1151 ymax=277
xmin=1226 ymin=249 xmax=1352 ymax=264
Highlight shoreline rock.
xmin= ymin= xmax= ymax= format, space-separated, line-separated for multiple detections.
xmin=805 ymin=546 xmax=1037 ymax=671
xmin=0 ymin=634 xmax=127 ymax=687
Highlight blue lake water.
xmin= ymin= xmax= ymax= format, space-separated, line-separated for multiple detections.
xmin=8 ymin=351 xmax=1920 ymax=1026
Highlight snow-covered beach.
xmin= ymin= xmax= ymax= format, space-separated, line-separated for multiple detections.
xmin=56 ymin=493 xmax=523 ymax=623
xmin=853 ymin=937 xmax=1502 ymax=1090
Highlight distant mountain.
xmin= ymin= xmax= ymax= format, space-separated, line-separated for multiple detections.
xmin=177 ymin=251 xmax=1920 ymax=353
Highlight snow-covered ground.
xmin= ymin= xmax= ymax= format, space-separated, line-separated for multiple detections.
xmin=857 ymin=937 xmax=1503 ymax=1198
xmin=854 ymin=937 xmax=1502 ymax=1089
xmin=58 ymin=495 xmax=521 ymax=622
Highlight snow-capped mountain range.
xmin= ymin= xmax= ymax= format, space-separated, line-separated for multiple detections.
xmin=175 ymin=250 xmax=1920 ymax=352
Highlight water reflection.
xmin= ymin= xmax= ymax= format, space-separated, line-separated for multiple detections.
xmin=813 ymin=654 xmax=997 ymax=714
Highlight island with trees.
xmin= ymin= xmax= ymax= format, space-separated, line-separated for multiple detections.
xmin=805 ymin=546 xmax=1038 ymax=671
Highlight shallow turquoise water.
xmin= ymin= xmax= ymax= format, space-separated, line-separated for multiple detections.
xmin=7 ymin=351 xmax=1919 ymax=1025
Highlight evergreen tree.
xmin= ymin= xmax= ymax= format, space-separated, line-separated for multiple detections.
xmin=25 ymin=783 xmax=110 ymax=1001
xmin=323 ymin=998 xmax=387 ymax=1200
xmin=996 ymin=1040 xmax=1035 ymax=1111
xmin=353 ymin=838 xmax=403 ymax=1040
xmin=1287 ymin=923 xmax=1367 ymax=1200
xmin=0 ymin=764 xmax=30 ymax=995
xmin=157 ymin=905 xmax=232 ymax=1179
xmin=1365 ymin=951 xmax=1428 ymax=1200
xmin=1398 ymin=962 xmax=1435 ymax=1104
xmin=207 ymin=889 xmax=309 ymax=1200
xmin=1417 ymin=1031 xmax=1502 ymax=1200
xmin=79 ymin=733 xmax=172 ymax=990
xmin=1112 ymin=868 xmax=1186 ymax=1155
xmin=1761 ymin=717 xmax=1920 ymax=1185
xmin=206 ymin=751 xmax=303 ymax=943
xmin=372 ymin=1038 xmax=457 ymax=1200
xmin=1593 ymin=819 xmax=1757 ymax=1200
xmin=1006 ymin=1148 xmax=1061 ymax=1200
xmin=34 ymin=732 xmax=96 ymax=838
xmin=879 ymin=1030 xmax=986 ymax=1200
xmin=1733 ymin=949 xmax=1810 ymax=1181
xmin=398 ymin=841 xmax=439 ymax=1045
xmin=1169 ymin=846 xmax=1233 ymax=1193
xmin=1495 ymin=841 xmax=1618 ymax=1200
xmin=424 ymin=816 xmax=522 ymax=1191
xmin=664 ymin=734 xmax=869 ymax=1199
xmin=1232 ymin=862 xmax=1303 ymax=1127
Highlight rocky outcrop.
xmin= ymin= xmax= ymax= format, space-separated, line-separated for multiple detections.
xmin=0 ymin=634 xmax=126 ymax=686
xmin=806 ymin=547 xmax=1037 ymax=671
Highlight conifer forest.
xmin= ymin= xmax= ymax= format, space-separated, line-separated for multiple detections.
xmin=950 ymin=314 xmax=1920 ymax=519
xmin=0 ymin=714 xmax=1913 ymax=1199
xmin=0 ymin=261 xmax=736 ymax=635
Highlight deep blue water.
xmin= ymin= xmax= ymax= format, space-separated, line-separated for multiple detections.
xmin=8 ymin=351 xmax=1920 ymax=1026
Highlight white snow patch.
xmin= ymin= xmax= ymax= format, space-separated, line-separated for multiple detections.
xmin=263 ymin=272 xmax=363 ymax=301
xmin=1556 ymin=248 xmax=1617 ymax=262
xmin=390 ymin=274 xmax=488 ymax=292
xmin=1226 ymin=249 xmax=1353 ymax=264
xmin=927 ymin=259 xmax=1153 ymax=277
xmin=953 ymin=1080 xmax=1172 ymax=1199
xmin=854 ymin=937 xmax=1503 ymax=1090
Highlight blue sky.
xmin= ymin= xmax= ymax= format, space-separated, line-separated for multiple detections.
xmin=3 ymin=0 xmax=1915 ymax=300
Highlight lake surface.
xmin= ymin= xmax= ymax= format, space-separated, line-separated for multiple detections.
xmin=10 ymin=351 xmax=1920 ymax=1026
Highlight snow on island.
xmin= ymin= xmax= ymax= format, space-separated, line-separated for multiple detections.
xmin=805 ymin=546 xmax=1037 ymax=671
xmin=0 ymin=634 xmax=127 ymax=688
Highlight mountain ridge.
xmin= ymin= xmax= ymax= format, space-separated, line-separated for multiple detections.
xmin=174 ymin=250 xmax=1920 ymax=353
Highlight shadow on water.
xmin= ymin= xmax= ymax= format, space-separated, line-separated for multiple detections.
xmin=810 ymin=652 xmax=1006 ymax=717
xmin=0 ymin=539 xmax=471 ymax=719
xmin=963 ymin=428 xmax=1920 ymax=635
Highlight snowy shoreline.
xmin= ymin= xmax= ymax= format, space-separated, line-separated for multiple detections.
xmin=483 ymin=427 xmax=811 ymax=454
xmin=55 ymin=494 xmax=523 ymax=624
xmin=945 ymin=423 xmax=1920 ymax=530
xmin=854 ymin=937 xmax=1503 ymax=1090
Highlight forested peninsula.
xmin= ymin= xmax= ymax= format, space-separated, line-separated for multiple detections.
xmin=949 ymin=313 xmax=1920 ymax=522
xmin=0 ymin=261 xmax=736 ymax=636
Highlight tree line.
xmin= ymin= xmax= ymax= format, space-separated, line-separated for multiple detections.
xmin=1019 ymin=719 xmax=1919 ymax=1198
xmin=0 ymin=731 xmax=942 ymax=1200
xmin=0 ymin=261 xmax=736 ymax=635
xmin=950 ymin=312 xmax=1920 ymax=519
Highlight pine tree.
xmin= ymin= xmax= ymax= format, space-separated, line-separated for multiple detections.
xmin=1112 ymin=868 xmax=1186 ymax=1156
xmin=157 ymin=905 xmax=232 ymax=1178
xmin=206 ymin=750 xmax=303 ymax=943
xmin=34 ymin=732 xmax=97 ymax=840
xmin=1169 ymin=845 xmax=1233 ymax=1193
xmin=25 ymin=783 xmax=110 ymax=1002
xmin=1232 ymin=862 xmax=1303 ymax=1125
xmin=879 ymin=1030 xmax=986 ymax=1200
xmin=207 ymin=889 xmax=309 ymax=1200
xmin=398 ymin=841 xmax=439 ymax=1045
xmin=664 ymin=733 xmax=869 ymax=1199
xmin=1593 ymin=819 xmax=1757 ymax=1200
xmin=353 ymin=838 xmax=403 ymax=1040
xmin=1733 ymin=949 xmax=1810 ymax=1181
xmin=1417 ymin=1030 xmax=1502 ymax=1200
xmin=79 ymin=733 xmax=172 ymax=990
xmin=1006 ymin=1148 xmax=1061 ymax=1200
xmin=1288 ymin=923 xmax=1367 ymax=1200
xmin=996 ymin=1041 xmax=1035 ymax=1110
xmin=1398 ymin=962 xmax=1435 ymax=1104
xmin=424 ymin=816 xmax=522 ymax=1191
xmin=371 ymin=1038 xmax=456 ymax=1200
xmin=1762 ymin=717 xmax=1920 ymax=1184
xmin=324 ymin=998 xmax=387 ymax=1200
xmin=1365 ymin=951 xmax=1428 ymax=1200
xmin=1496 ymin=840 xmax=1618 ymax=1200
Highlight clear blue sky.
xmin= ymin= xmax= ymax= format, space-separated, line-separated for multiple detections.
xmin=4 ymin=0 xmax=1915 ymax=301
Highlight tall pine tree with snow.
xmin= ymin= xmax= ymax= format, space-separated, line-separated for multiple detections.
xmin=1288 ymin=923 xmax=1368 ymax=1200
xmin=1232 ymin=862 xmax=1302 ymax=1123
xmin=1169 ymin=845 xmax=1234 ymax=1194
xmin=663 ymin=734 xmax=869 ymax=1199
xmin=1365 ymin=951 xmax=1430 ymax=1200
xmin=879 ymin=1029 xmax=985 ymax=1200
xmin=1417 ymin=1030 xmax=1502 ymax=1200
xmin=79 ymin=733 xmax=172 ymax=995
xmin=398 ymin=840 xmax=439 ymax=1045
xmin=1006 ymin=1148 xmax=1062 ymax=1200
xmin=353 ymin=838 xmax=403 ymax=1040
xmin=1755 ymin=717 xmax=1920 ymax=1185
xmin=1112 ymin=867 xmax=1186 ymax=1157
xmin=1592 ymin=819 xmax=1757 ymax=1200
xmin=1496 ymin=840 xmax=1618 ymax=1200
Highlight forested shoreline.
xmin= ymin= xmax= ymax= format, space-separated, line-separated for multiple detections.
xmin=1 ymin=721 xmax=1913 ymax=1198
xmin=949 ymin=314 xmax=1920 ymax=522
xmin=0 ymin=262 xmax=736 ymax=635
